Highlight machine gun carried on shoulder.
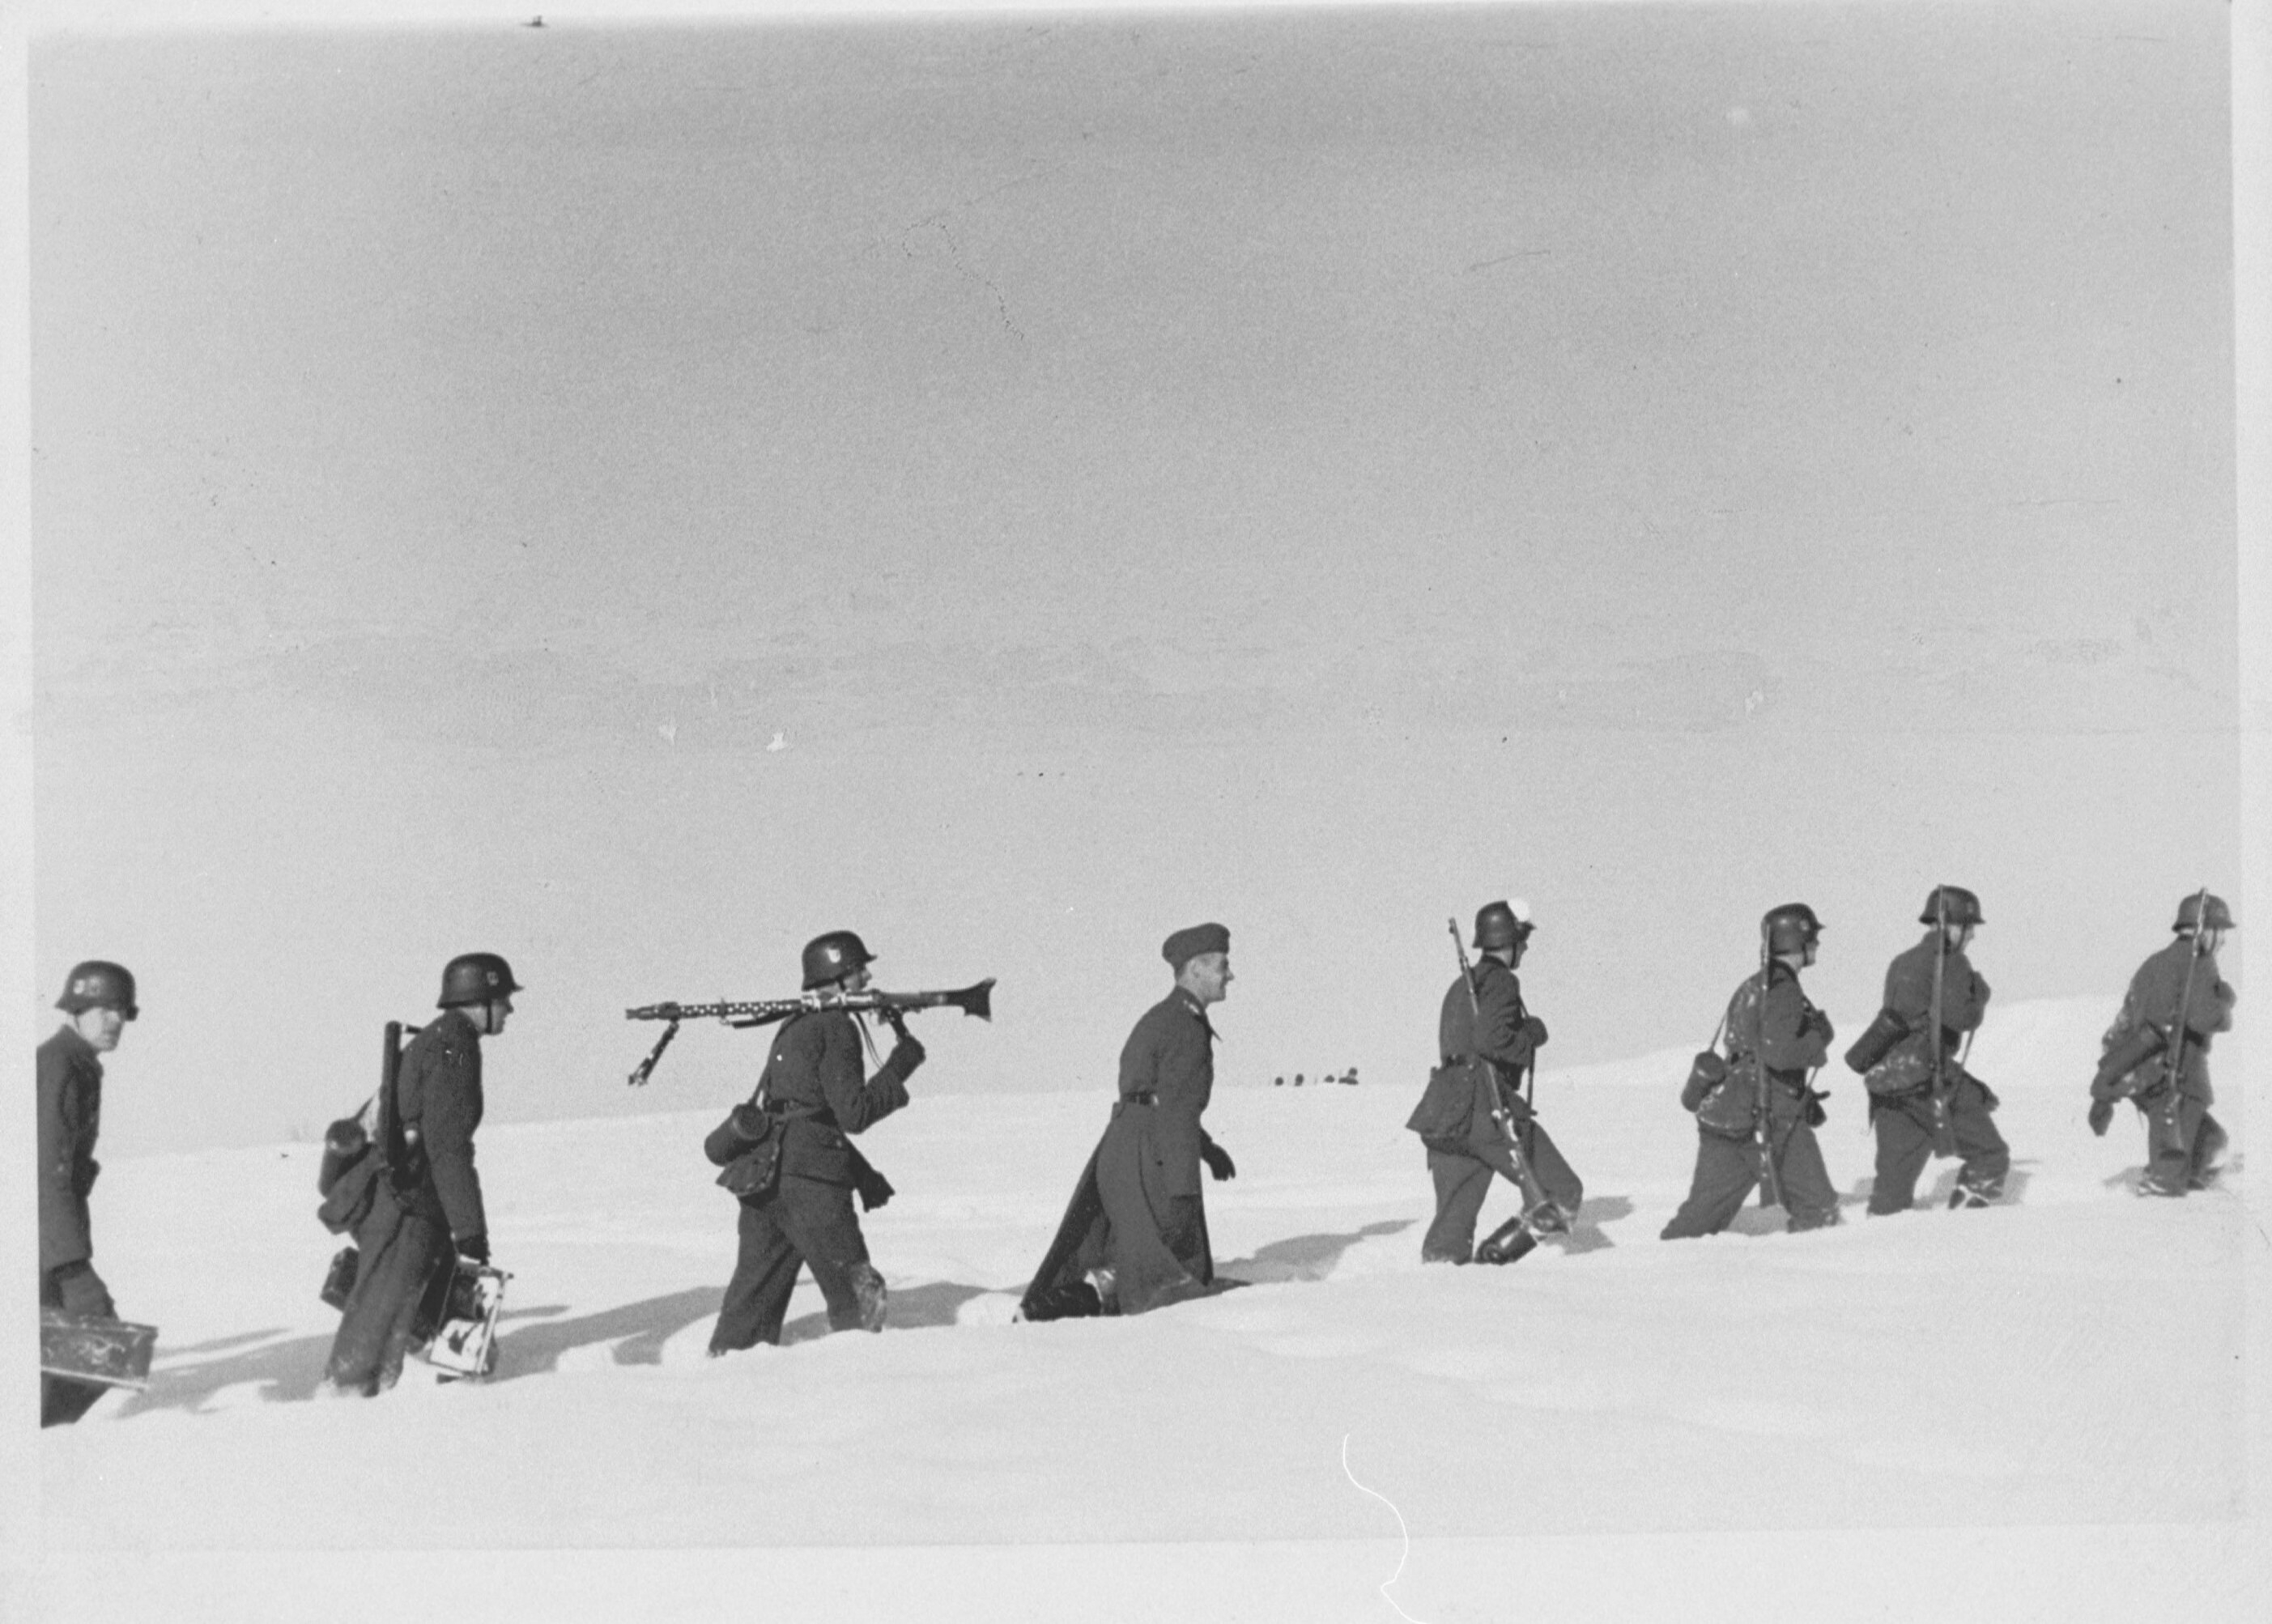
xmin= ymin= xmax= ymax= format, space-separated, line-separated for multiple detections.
xmin=623 ymin=979 xmax=996 ymax=1086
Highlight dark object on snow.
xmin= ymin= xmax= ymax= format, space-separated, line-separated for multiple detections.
xmin=1021 ymin=1278 xmax=1104 ymax=1321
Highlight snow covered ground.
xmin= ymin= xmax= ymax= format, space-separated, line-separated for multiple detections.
xmin=27 ymin=997 xmax=2268 ymax=1622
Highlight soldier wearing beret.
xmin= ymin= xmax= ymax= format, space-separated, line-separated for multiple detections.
xmin=38 ymin=960 xmax=138 ymax=1426
xmin=1414 ymin=901 xmax=1582 ymax=1265
xmin=706 ymin=930 xmax=923 ymax=1354
xmin=1020 ymin=923 xmax=1239 ymax=1320
xmin=2091 ymin=892 xmax=2236 ymax=1197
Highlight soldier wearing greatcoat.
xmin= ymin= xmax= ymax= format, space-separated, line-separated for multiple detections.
xmin=1854 ymin=886 xmax=2010 ymax=1213
xmin=322 ymin=951 xmax=517 ymax=1396
xmin=1661 ymin=904 xmax=1842 ymax=1239
xmin=37 ymin=960 xmax=138 ymax=1426
xmin=2091 ymin=893 xmax=2236 ymax=1197
xmin=1020 ymin=923 xmax=1239 ymax=1320
xmin=1414 ymin=900 xmax=1581 ymax=1266
xmin=708 ymin=930 xmax=923 ymax=1352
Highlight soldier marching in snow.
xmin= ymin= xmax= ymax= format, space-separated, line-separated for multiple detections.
xmin=1020 ymin=923 xmax=1239 ymax=1319
xmin=1850 ymin=886 xmax=2010 ymax=1214
xmin=322 ymin=952 xmax=517 ymax=1396
xmin=1661 ymin=904 xmax=1841 ymax=1239
xmin=1408 ymin=900 xmax=1581 ymax=1265
xmin=37 ymin=961 xmax=139 ymax=1426
xmin=707 ymin=930 xmax=921 ymax=1353
xmin=2090 ymin=892 xmax=2236 ymax=1197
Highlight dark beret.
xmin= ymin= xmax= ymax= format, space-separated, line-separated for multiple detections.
xmin=1162 ymin=922 xmax=1231 ymax=971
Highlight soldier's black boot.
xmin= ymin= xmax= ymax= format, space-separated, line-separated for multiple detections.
xmin=1475 ymin=1218 xmax=1538 ymax=1266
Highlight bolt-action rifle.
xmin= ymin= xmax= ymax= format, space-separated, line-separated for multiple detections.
xmin=1754 ymin=925 xmax=1785 ymax=1210
xmin=1928 ymin=889 xmax=1957 ymax=1158
xmin=622 ymin=978 xmax=995 ymax=1087
xmin=2157 ymin=887 xmax=2211 ymax=1139
xmin=1450 ymin=919 xmax=1558 ymax=1227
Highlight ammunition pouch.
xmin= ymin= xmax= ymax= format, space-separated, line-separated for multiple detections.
xmin=316 ymin=1113 xmax=385 ymax=1238
xmin=320 ymin=1245 xmax=360 ymax=1312
xmin=1693 ymin=1057 xmax=1763 ymax=1140
xmin=1406 ymin=1058 xmax=1499 ymax=1150
xmin=1680 ymin=1049 xmax=1727 ymax=1113
xmin=1844 ymin=1007 xmax=1909 ymax=1074
xmin=2093 ymin=1021 xmax=2166 ymax=1101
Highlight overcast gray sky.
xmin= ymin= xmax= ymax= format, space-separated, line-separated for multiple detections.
xmin=16 ymin=1 xmax=2253 ymax=1154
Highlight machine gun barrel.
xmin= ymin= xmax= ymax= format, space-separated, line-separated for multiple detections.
xmin=624 ymin=978 xmax=994 ymax=1027
xmin=622 ymin=978 xmax=996 ymax=1085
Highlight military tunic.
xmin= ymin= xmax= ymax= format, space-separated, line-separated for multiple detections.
xmin=324 ymin=1008 xmax=487 ymax=1394
xmin=710 ymin=1009 xmax=917 ymax=1351
xmin=1019 ymin=988 xmax=1228 ymax=1319
xmin=37 ymin=1027 xmax=104 ymax=1275
xmin=38 ymin=1026 xmax=119 ymax=1425
xmin=1419 ymin=959 xmax=1582 ymax=1262
xmin=2097 ymin=937 xmax=2235 ymax=1195
xmin=1863 ymin=931 xmax=2009 ymax=1213
xmin=1661 ymin=962 xmax=1841 ymax=1239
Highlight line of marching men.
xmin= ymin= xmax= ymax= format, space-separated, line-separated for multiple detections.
xmin=36 ymin=889 xmax=2236 ymax=1420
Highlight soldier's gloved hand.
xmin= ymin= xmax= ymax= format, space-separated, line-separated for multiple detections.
xmin=2087 ymin=1099 xmax=2114 ymax=1137
xmin=888 ymin=1034 xmax=927 ymax=1078
xmin=455 ymin=1231 xmax=491 ymax=1265
xmin=1521 ymin=1015 xmax=1549 ymax=1048
xmin=50 ymin=1261 xmax=117 ymax=1320
xmin=1804 ymin=1091 xmax=1828 ymax=1129
xmin=1201 ymin=1142 xmax=1237 ymax=1182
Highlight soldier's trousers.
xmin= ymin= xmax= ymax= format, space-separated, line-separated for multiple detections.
xmin=1660 ymin=1123 xmax=1840 ymax=1239
xmin=325 ymin=1193 xmax=453 ymax=1396
xmin=2141 ymin=1095 xmax=2227 ymax=1196
xmin=40 ymin=1261 xmax=116 ymax=1427
xmin=1421 ymin=1121 xmax=1583 ymax=1262
xmin=711 ymin=1173 xmax=879 ymax=1350
xmin=1867 ymin=1078 xmax=2010 ymax=1214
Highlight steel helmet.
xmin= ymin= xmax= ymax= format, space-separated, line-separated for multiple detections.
xmin=1473 ymin=899 xmax=1535 ymax=951
xmin=438 ymin=952 xmax=524 ymax=1009
xmin=57 ymin=960 xmax=138 ymax=1020
xmin=802 ymin=929 xmax=875 ymax=989
xmin=2173 ymin=892 xmax=2236 ymax=933
xmin=1760 ymin=903 xmax=1823 ymax=954
xmin=1920 ymin=886 xmax=1984 ymax=927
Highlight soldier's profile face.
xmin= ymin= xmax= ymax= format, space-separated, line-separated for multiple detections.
xmin=1185 ymin=951 xmax=1232 ymax=1005
xmin=843 ymin=964 xmax=874 ymax=993
xmin=72 ymin=1006 xmax=126 ymax=1052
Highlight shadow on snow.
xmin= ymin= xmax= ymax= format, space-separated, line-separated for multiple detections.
xmin=1219 ymin=1218 xmax=1415 ymax=1282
